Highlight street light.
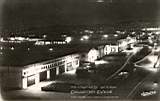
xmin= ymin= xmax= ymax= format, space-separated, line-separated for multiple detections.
xmin=49 ymin=48 xmax=53 ymax=51
xmin=103 ymin=34 xmax=108 ymax=38
xmin=65 ymin=37 xmax=72 ymax=43
xmin=114 ymin=34 xmax=118 ymax=37
xmin=11 ymin=47 xmax=14 ymax=50
xmin=0 ymin=46 xmax=3 ymax=50
xmin=80 ymin=35 xmax=90 ymax=41
xmin=0 ymin=38 xmax=3 ymax=42
xmin=80 ymin=38 xmax=84 ymax=41
xmin=43 ymin=34 xmax=47 ymax=39
xmin=83 ymin=35 xmax=89 ymax=40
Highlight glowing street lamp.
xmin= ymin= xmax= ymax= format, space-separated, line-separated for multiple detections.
xmin=80 ymin=35 xmax=90 ymax=41
xmin=11 ymin=47 xmax=14 ymax=50
xmin=80 ymin=38 xmax=84 ymax=41
xmin=0 ymin=47 xmax=3 ymax=50
xmin=114 ymin=34 xmax=118 ymax=37
xmin=10 ymin=37 xmax=15 ymax=41
xmin=65 ymin=37 xmax=72 ymax=43
xmin=83 ymin=35 xmax=89 ymax=40
xmin=43 ymin=34 xmax=47 ymax=39
xmin=103 ymin=34 xmax=108 ymax=38
xmin=116 ymin=31 xmax=121 ymax=33
xmin=27 ymin=48 xmax=30 ymax=51
xmin=49 ymin=48 xmax=53 ymax=51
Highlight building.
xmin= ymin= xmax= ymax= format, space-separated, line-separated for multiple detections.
xmin=104 ymin=45 xmax=119 ymax=55
xmin=118 ymin=36 xmax=137 ymax=51
xmin=80 ymin=37 xmax=137 ymax=63
xmin=87 ymin=48 xmax=99 ymax=62
xmin=102 ymin=37 xmax=137 ymax=55
xmin=1 ymin=53 xmax=80 ymax=89
xmin=80 ymin=48 xmax=99 ymax=63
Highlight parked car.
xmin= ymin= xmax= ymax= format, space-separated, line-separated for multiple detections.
xmin=114 ymin=71 xmax=129 ymax=80
xmin=76 ymin=66 xmax=97 ymax=78
xmin=41 ymin=82 xmax=76 ymax=92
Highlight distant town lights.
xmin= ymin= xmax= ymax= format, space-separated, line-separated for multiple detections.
xmin=142 ymin=33 xmax=145 ymax=35
xmin=132 ymin=32 xmax=136 ymax=35
xmin=16 ymin=37 xmax=25 ymax=41
xmin=155 ymin=32 xmax=160 ymax=35
xmin=83 ymin=35 xmax=89 ymax=40
xmin=61 ymin=34 xmax=67 ymax=37
xmin=142 ymin=28 xmax=160 ymax=31
xmin=114 ymin=34 xmax=118 ymax=37
xmin=80 ymin=35 xmax=90 ymax=41
xmin=27 ymin=48 xmax=30 ymax=51
xmin=103 ymin=34 xmax=108 ymax=38
xmin=84 ymin=30 xmax=94 ymax=34
xmin=80 ymin=38 xmax=84 ymax=41
xmin=10 ymin=37 xmax=25 ymax=41
xmin=10 ymin=37 xmax=15 ymax=41
xmin=84 ymin=30 xmax=89 ymax=33
xmin=116 ymin=31 xmax=121 ymax=33
xmin=0 ymin=47 xmax=3 ymax=50
xmin=49 ymin=48 xmax=53 ymax=51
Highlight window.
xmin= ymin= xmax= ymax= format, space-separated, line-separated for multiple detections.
xmin=67 ymin=62 xmax=72 ymax=67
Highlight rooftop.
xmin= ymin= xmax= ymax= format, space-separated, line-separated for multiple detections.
xmin=0 ymin=43 xmax=98 ymax=67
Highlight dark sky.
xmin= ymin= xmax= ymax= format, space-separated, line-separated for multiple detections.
xmin=1 ymin=0 xmax=160 ymax=29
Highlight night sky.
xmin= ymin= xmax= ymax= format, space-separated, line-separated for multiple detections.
xmin=1 ymin=0 xmax=160 ymax=29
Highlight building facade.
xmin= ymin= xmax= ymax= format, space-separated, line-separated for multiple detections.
xmin=1 ymin=53 xmax=80 ymax=89
xmin=87 ymin=48 xmax=99 ymax=62
xmin=104 ymin=45 xmax=119 ymax=55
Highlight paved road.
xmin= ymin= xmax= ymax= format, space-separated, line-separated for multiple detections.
xmin=104 ymin=48 xmax=160 ymax=100
xmin=83 ymin=47 xmax=156 ymax=100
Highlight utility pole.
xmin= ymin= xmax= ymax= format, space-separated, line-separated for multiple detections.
xmin=153 ymin=46 xmax=160 ymax=69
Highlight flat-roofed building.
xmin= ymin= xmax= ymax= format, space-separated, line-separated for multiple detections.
xmin=1 ymin=53 xmax=80 ymax=89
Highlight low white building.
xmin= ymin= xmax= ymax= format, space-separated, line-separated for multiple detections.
xmin=1 ymin=54 xmax=80 ymax=89
xmin=104 ymin=45 xmax=119 ymax=55
xmin=87 ymin=48 xmax=99 ymax=62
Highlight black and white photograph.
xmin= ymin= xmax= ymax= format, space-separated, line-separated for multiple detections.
xmin=0 ymin=0 xmax=160 ymax=101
